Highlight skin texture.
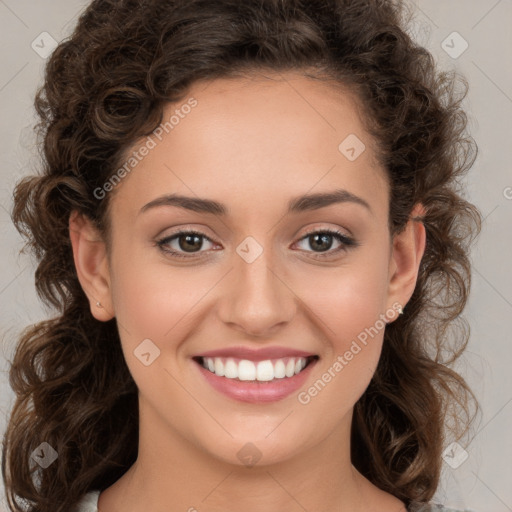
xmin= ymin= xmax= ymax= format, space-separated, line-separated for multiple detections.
xmin=69 ymin=72 xmax=425 ymax=512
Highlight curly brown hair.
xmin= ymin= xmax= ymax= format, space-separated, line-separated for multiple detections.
xmin=2 ymin=0 xmax=481 ymax=511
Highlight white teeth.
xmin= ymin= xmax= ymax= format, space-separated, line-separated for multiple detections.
xmin=256 ymin=360 xmax=274 ymax=381
xmin=200 ymin=356 xmax=311 ymax=381
xmin=274 ymin=359 xmax=286 ymax=379
xmin=285 ymin=358 xmax=295 ymax=377
xmin=214 ymin=358 xmax=224 ymax=377
xmin=238 ymin=360 xmax=256 ymax=381
xmin=224 ymin=358 xmax=238 ymax=379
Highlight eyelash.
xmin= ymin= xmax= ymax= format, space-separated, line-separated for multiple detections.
xmin=155 ymin=228 xmax=358 ymax=260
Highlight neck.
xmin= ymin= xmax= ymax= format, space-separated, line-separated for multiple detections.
xmin=98 ymin=399 xmax=400 ymax=512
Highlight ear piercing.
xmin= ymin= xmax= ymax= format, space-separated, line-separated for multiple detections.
xmin=398 ymin=305 xmax=404 ymax=315
xmin=96 ymin=301 xmax=103 ymax=308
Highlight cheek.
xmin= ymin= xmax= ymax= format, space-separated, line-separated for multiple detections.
xmin=108 ymin=261 xmax=211 ymax=414
xmin=299 ymin=258 xmax=391 ymax=342
xmin=110 ymin=236 xmax=204 ymax=331
xmin=108 ymin=250 xmax=206 ymax=373
xmin=293 ymin=254 xmax=391 ymax=395
xmin=294 ymin=273 xmax=389 ymax=418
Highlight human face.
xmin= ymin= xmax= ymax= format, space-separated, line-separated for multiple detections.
xmin=103 ymin=72 xmax=399 ymax=467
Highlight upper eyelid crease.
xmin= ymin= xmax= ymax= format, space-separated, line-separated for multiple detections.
xmin=139 ymin=188 xmax=372 ymax=216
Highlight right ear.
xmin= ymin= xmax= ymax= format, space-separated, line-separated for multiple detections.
xmin=69 ymin=211 xmax=114 ymax=321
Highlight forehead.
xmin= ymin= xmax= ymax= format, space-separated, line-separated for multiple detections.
xmin=179 ymin=71 xmax=381 ymax=166
xmin=109 ymin=71 xmax=388 ymax=222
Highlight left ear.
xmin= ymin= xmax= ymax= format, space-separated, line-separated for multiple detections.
xmin=386 ymin=203 xmax=426 ymax=313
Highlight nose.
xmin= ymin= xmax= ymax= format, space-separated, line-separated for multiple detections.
xmin=216 ymin=243 xmax=297 ymax=338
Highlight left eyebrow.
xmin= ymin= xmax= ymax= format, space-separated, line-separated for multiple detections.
xmin=139 ymin=188 xmax=372 ymax=216
xmin=287 ymin=188 xmax=372 ymax=214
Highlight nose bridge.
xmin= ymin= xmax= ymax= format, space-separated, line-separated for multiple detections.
xmin=218 ymin=235 xmax=296 ymax=335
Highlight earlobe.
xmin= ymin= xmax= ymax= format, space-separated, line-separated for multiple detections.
xmin=69 ymin=211 xmax=114 ymax=321
xmin=387 ymin=203 xmax=426 ymax=315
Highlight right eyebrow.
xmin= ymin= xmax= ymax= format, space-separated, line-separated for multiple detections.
xmin=139 ymin=194 xmax=227 ymax=216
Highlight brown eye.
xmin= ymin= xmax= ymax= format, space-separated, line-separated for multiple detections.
xmin=307 ymin=233 xmax=335 ymax=252
xmin=156 ymin=230 xmax=216 ymax=258
xmin=177 ymin=233 xmax=204 ymax=253
xmin=294 ymin=229 xmax=358 ymax=257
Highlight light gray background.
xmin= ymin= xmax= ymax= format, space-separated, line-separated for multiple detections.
xmin=0 ymin=1 xmax=510 ymax=511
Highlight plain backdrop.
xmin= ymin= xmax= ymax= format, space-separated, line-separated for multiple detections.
xmin=0 ymin=1 xmax=511 ymax=511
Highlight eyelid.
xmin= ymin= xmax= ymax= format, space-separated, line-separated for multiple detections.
xmin=156 ymin=225 xmax=358 ymax=259
xmin=292 ymin=227 xmax=357 ymax=255
xmin=298 ymin=225 xmax=353 ymax=242
xmin=155 ymin=228 xmax=218 ymax=259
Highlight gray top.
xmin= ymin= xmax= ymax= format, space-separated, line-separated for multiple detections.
xmin=73 ymin=490 xmax=100 ymax=512
xmin=72 ymin=490 xmax=474 ymax=512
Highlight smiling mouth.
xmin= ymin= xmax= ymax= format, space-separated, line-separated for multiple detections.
xmin=193 ymin=355 xmax=319 ymax=383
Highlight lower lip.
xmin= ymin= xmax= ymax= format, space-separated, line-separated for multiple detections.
xmin=195 ymin=359 xmax=318 ymax=403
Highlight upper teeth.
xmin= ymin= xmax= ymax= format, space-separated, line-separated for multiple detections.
xmin=201 ymin=357 xmax=308 ymax=381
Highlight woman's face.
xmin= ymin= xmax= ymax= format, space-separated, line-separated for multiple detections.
xmin=76 ymin=72 xmax=420 ymax=468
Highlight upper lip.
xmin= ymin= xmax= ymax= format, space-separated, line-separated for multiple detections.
xmin=194 ymin=346 xmax=318 ymax=362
